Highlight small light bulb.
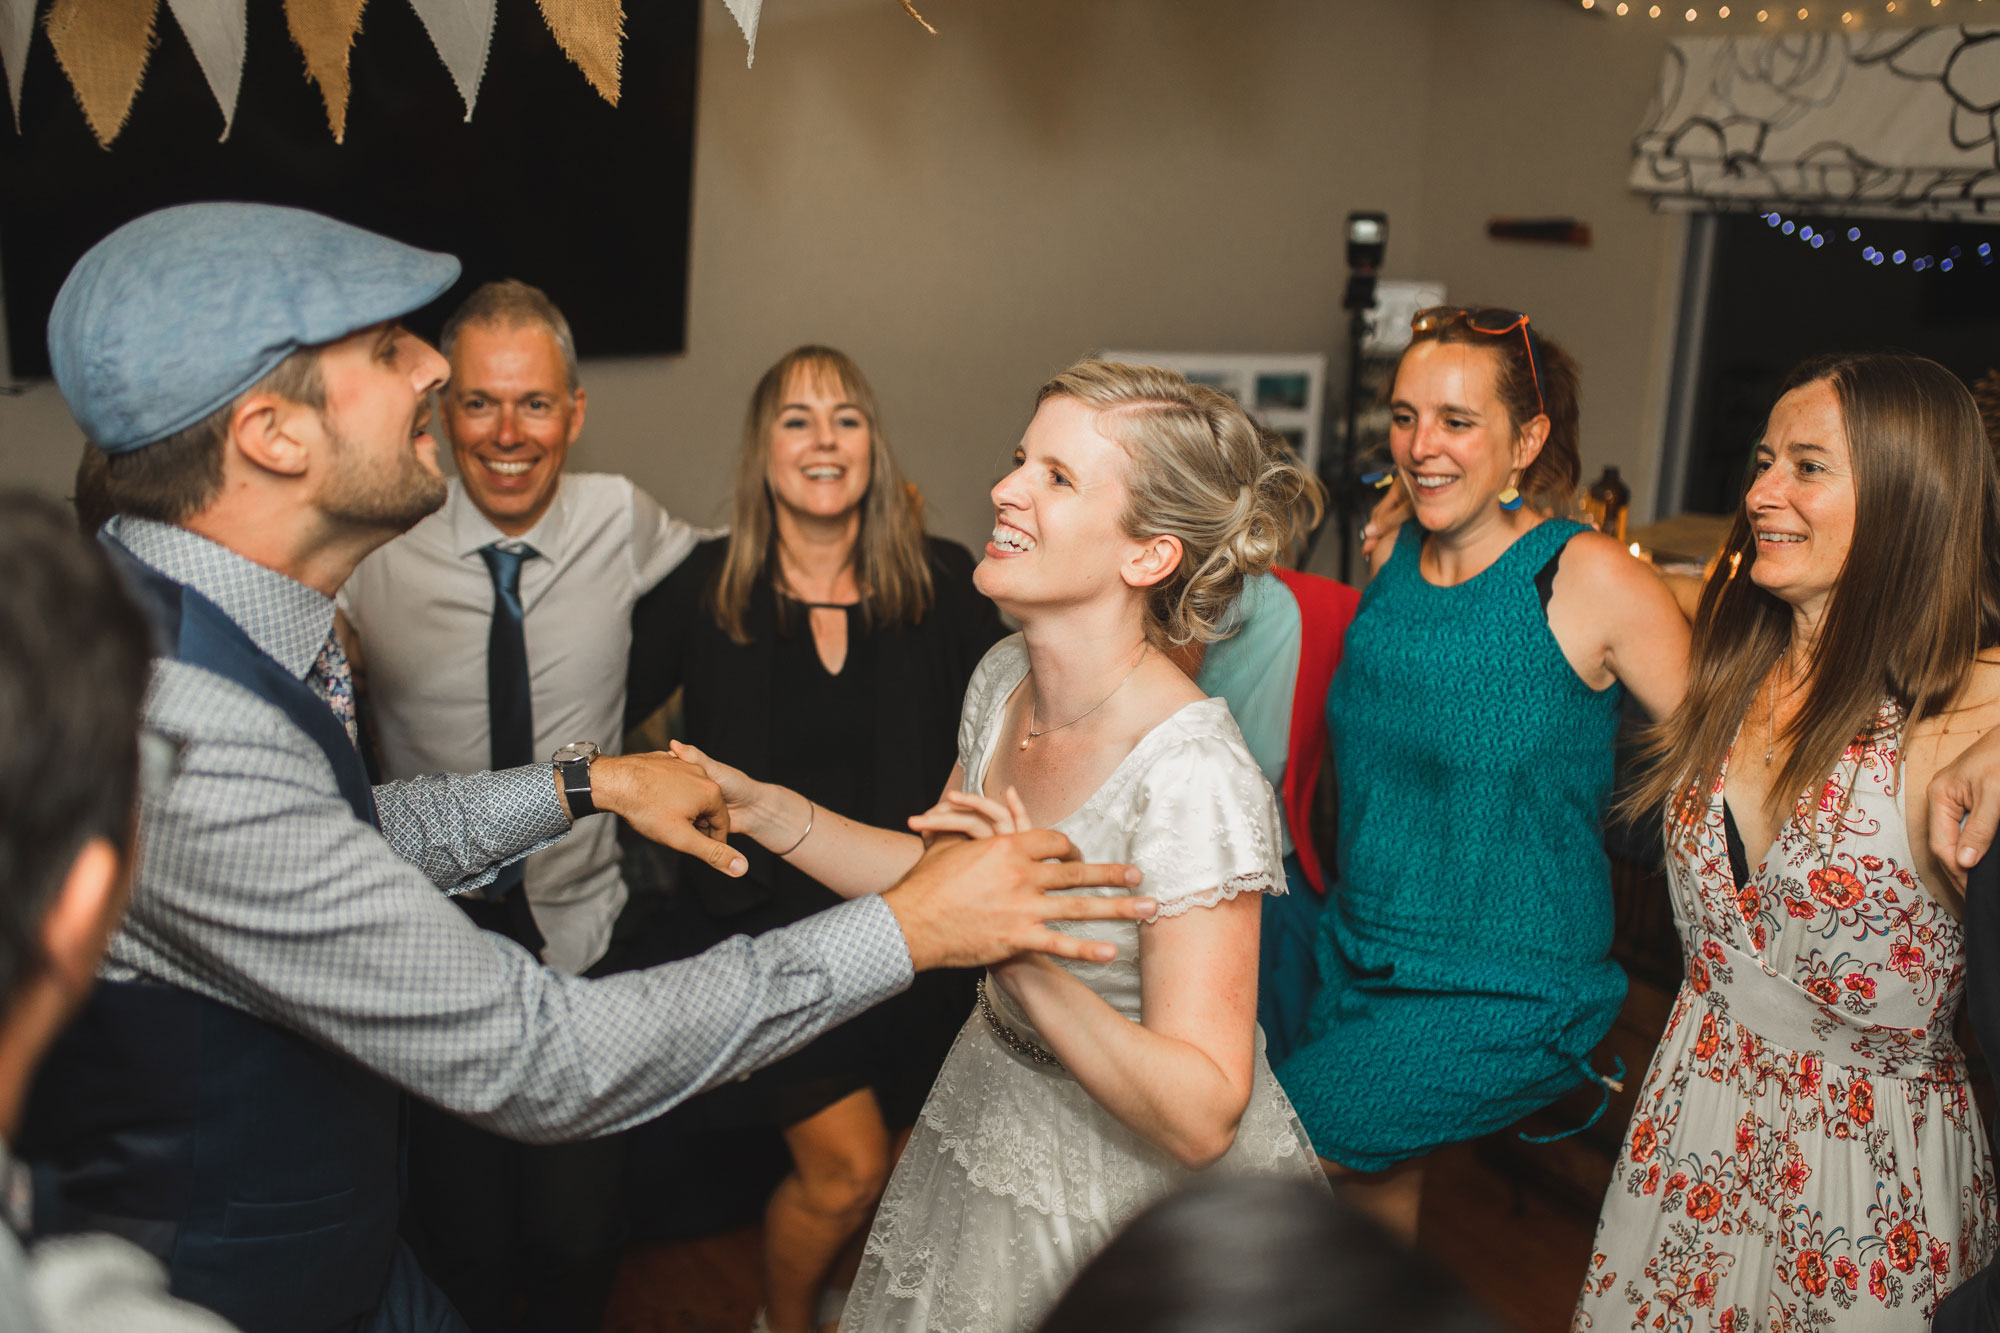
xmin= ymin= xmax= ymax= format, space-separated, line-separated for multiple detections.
xmin=1799 ymin=6 xmax=1809 ymax=16
xmin=1617 ymin=1 xmax=1629 ymax=11
xmin=1582 ymin=0 xmax=1594 ymax=8
xmin=1842 ymin=9 xmax=1853 ymax=18
xmin=1756 ymin=7 xmax=1768 ymax=16
xmin=1650 ymin=4 xmax=1662 ymax=14
xmin=1719 ymin=3 xmax=1731 ymax=11
xmin=1687 ymin=5 xmax=1697 ymax=14
xmin=1886 ymin=1 xmax=1896 ymax=9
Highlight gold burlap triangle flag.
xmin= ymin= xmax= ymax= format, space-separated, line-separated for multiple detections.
xmin=45 ymin=0 xmax=161 ymax=148
xmin=285 ymin=0 xmax=367 ymax=142
xmin=534 ymin=0 xmax=619 ymax=106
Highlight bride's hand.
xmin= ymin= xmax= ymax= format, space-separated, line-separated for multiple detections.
xmin=989 ymin=949 xmax=1057 ymax=1001
xmin=913 ymin=791 xmax=1056 ymax=997
xmin=908 ymin=788 xmax=1034 ymax=847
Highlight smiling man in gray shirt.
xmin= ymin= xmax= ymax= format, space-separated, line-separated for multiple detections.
xmin=337 ymin=280 xmax=704 ymax=1329
xmin=21 ymin=203 xmax=1151 ymax=1333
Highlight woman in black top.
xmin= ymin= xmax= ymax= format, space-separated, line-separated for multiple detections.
xmin=626 ymin=346 xmax=1001 ymax=1333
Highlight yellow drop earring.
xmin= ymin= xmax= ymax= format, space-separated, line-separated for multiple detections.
xmin=1498 ymin=485 xmax=1524 ymax=511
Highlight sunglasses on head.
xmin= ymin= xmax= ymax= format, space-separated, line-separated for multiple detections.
xmin=1409 ymin=306 xmax=1545 ymax=418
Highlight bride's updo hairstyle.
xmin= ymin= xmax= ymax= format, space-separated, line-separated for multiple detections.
xmin=1036 ymin=360 xmax=1326 ymax=647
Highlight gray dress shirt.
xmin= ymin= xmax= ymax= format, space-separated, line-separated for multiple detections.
xmin=98 ymin=516 xmax=913 ymax=1143
xmin=338 ymin=474 xmax=703 ymax=973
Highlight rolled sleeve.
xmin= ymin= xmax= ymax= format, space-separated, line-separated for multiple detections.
xmin=373 ymin=764 xmax=571 ymax=892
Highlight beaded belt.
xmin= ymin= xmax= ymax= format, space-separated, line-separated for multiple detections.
xmin=976 ymin=975 xmax=1062 ymax=1069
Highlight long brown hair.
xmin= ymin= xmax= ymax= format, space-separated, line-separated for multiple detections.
xmin=711 ymin=346 xmax=933 ymax=644
xmin=1392 ymin=313 xmax=1582 ymax=512
xmin=1629 ymin=351 xmax=2000 ymax=829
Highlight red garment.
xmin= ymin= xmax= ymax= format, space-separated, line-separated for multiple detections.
xmin=1271 ymin=568 xmax=1359 ymax=894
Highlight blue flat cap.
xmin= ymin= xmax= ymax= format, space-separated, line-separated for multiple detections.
xmin=49 ymin=202 xmax=461 ymax=454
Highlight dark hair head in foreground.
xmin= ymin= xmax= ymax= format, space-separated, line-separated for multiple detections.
xmin=1037 ymin=1177 xmax=1500 ymax=1333
xmin=0 ymin=491 xmax=153 ymax=1003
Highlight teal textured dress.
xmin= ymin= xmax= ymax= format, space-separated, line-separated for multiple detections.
xmin=1276 ymin=518 xmax=1626 ymax=1170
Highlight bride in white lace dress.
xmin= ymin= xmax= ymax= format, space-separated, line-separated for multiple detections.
xmin=674 ymin=360 xmax=1330 ymax=1332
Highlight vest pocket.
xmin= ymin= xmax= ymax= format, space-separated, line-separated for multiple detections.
xmin=221 ymin=1186 xmax=357 ymax=1239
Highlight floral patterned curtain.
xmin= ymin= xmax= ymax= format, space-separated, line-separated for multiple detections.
xmin=1632 ymin=29 xmax=2000 ymax=217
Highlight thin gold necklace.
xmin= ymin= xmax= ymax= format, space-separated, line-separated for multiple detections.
xmin=1021 ymin=649 xmax=1150 ymax=751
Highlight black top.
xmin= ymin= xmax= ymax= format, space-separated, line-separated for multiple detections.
xmin=627 ymin=535 xmax=1005 ymax=920
xmin=625 ymin=535 xmax=1004 ymax=1127
xmin=766 ymin=600 xmax=874 ymax=919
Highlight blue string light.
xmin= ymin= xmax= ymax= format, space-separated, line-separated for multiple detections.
xmin=1759 ymin=210 xmax=1999 ymax=277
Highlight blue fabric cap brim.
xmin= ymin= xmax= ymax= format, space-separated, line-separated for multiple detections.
xmin=49 ymin=202 xmax=462 ymax=454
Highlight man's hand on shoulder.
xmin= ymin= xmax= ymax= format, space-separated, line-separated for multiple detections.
xmin=586 ymin=752 xmax=747 ymax=877
xmin=882 ymin=830 xmax=1151 ymax=971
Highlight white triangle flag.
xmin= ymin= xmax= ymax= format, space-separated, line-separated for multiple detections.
xmin=164 ymin=0 xmax=246 ymax=139
xmin=723 ymin=0 xmax=760 ymax=68
xmin=407 ymin=0 xmax=494 ymax=121
xmin=0 ymin=0 xmax=33 ymax=131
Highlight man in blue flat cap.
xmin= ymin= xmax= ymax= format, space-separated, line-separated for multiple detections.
xmin=20 ymin=202 xmax=1154 ymax=1333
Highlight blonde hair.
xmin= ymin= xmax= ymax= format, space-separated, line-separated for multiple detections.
xmin=712 ymin=346 xmax=933 ymax=644
xmin=1035 ymin=360 xmax=1326 ymax=647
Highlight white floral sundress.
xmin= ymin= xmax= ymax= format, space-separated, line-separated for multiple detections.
xmin=1576 ymin=700 xmax=1998 ymax=1331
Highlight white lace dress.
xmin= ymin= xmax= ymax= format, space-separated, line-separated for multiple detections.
xmin=840 ymin=636 xmax=1328 ymax=1333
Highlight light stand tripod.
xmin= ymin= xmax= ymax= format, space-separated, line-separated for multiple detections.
xmin=1309 ymin=211 xmax=1386 ymax=584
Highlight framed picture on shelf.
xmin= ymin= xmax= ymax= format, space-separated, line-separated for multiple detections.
xmin=1097 ymin=350 xmax=1327 ymax=475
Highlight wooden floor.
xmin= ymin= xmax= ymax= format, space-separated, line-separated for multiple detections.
xmin=600 ymin=1141 xmax=1599 ymax=1333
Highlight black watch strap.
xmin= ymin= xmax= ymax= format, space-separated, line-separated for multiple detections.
xmin=557 ymin=756 xmax=596 ymax=819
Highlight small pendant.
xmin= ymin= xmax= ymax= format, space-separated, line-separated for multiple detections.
xmin=1018 ymin=738 xmax=1030 ymax=750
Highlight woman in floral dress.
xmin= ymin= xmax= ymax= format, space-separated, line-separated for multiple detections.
xmin=1575 ymin=352 xmax=2000 ymax=1330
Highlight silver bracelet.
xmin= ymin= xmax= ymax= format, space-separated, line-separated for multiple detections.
xmin=775 ymin=794 xmax=815 ymax=857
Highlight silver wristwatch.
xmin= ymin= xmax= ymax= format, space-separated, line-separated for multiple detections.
xmin=552 ymin=741 xmax=600 ymax=819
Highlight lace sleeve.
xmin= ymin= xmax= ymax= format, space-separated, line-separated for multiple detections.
xmin=1128 ymin=730 xmax=1288 ymax=922
xmin=955 ymin=634 xmax=1030 ymax=778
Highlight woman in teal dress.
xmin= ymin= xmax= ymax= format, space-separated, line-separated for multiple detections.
xmin=1275 ymin=307 xmax=1690 ymax=1239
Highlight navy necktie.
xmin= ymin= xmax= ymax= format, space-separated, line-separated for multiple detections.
xmin=479 ymin=543 xmax=538 ymax=908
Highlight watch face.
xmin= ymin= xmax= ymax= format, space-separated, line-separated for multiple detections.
xmin=552 ymin=741 xmax=600 ymax=765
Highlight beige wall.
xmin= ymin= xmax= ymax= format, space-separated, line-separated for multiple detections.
xmin=1416 ymin=0 xmax=1681 ymax=523
xmin=0 ymin=0 xmax=1686 ymax=542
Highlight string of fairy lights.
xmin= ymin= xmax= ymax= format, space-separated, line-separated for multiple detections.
xmin=1579 ymin=0 xmax=1988 ymax=22
xmin=1759 ymin=209 xmax=1999 ymax=272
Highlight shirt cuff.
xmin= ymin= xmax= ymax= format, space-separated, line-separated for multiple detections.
xmin=501 ymin=763 xmax=572 ymax=839
xmin=445 ymin=765 xmax=570 ymax=896
xmin=787 ymin=895 xmax=915 ymax=1022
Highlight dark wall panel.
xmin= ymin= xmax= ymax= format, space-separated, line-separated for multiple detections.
xmin=0 ymin=0 xmax=699 ymax=379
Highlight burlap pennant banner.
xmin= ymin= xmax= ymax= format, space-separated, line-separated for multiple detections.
xmin=722 ymin=0 xmax=759 ymax=68
xmin=46 ymin=0 xmax=161 ymax=148
xmin=1 ymin=0 xmax=33 ymax=130
xmin=407 ymin=0 xmax=493 ymax=121
xmin=164 ymin=0 xmax=247 ymax=138
xmin=533 ymin=0 xmax=618 ymax=106
xmin=22 ymin=0 xmax=748 ymax=146
xmin=285 ymin=0 xmax=368 ymax=142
